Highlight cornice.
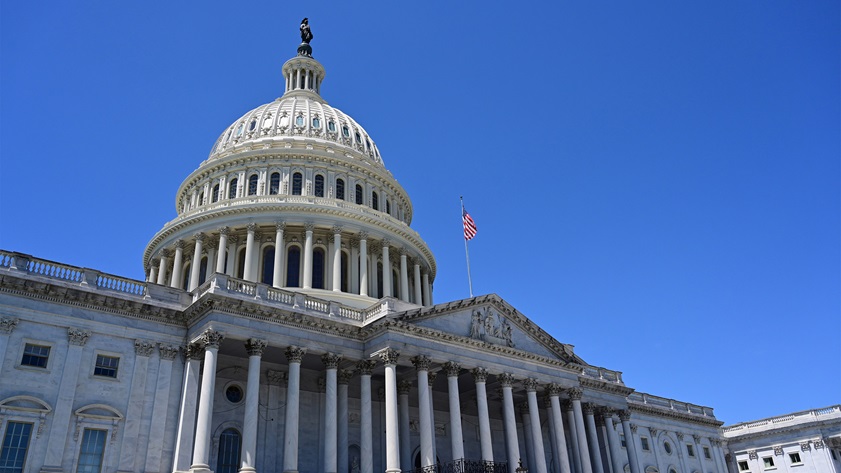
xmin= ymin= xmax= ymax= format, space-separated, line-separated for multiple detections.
xmin=723 ymin=418 xmax=841 ymax=443
xmin=579 ymin=377 xmax=635 ymax=396
xmin=628 ymin=402 xmax=724 ymax=427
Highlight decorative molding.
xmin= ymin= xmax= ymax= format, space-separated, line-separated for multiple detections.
xmin=773 ymin=446 xmax=783 ymax=456
xmin=427 ymin=370 xmax=438 ymax=385
xmin=468 ymin=307 xmax=514 ymax=348
xmin=567 ymin=387 xmax=583 ymax=400
xmin=397 ymin=380 xmax=412 ymax=395
xmin=338 ymin=369 xmax=354 ymax=385
xmin=183 ymin=343 xmax=204 ymax=361
xmin=158 ymin=344 xmax=179 ymax=360
xmin=630 ymin=423 xmax=638 ymax=433
xmin=267 ymin=370 xmax=287 ymax=385
xmin=748 ymin=450 xmax=757 ymax=459
xmin=67 ymin=328 xmax=90 ymax=346
xmin=199 ymin=330 xmax=224 ymax=349
xmin=546 ymin=383 xmax=563 ymax=397
xmin=800 ymin=441 xmax=811 ymax=451
xmin=676 ymin=432 xmax=684 ymax=441
xmin=134 ymin=340 xmax=155 ymax=357
xmin=582 ymin=402 xmax=597 ymax=415
xmin=618 ymin=410 xmax=632 ymax=422
xmin=376 ymin=348 xmax=399 ymax=365
xmin=813 ymin=438 xmax=824 ymax=449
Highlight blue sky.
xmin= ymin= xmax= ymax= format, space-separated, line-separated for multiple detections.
xmin=1 ymin=2 xmax=838 ymax=424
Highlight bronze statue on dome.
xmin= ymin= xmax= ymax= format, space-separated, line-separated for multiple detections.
xmin=298 ymin=18 xmax=314 ymax=57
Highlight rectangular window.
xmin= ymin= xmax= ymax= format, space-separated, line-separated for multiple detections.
xmin=687 ymin=444 xmax=695 ymax=457
xmin=77 ymin=429 xmax=107 ymax=473
xmin=93 ymin=355 xmax=119 ymax=378
xmin=703 ymin=446 xmax=711 ymax=459
xmin=763 ymin=457 xmax=775 ymax=469
xmin=789 ymin=453 xmax=801 ymax=464
xmin=0 ymin=421 xmax=33 ymax=473
xmin=620 ymin=434 xmax=626 ymax=448
xmin=640 ymin=437 xmax=650 ymax=451
xmin=739 ymin=461 xmax=749 ymax=471
xmin=21 ymin=343 xmax=50 ymax=368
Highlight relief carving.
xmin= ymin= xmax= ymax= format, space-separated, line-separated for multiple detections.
xmin=469 ymin=307 xmax=514 ymax=347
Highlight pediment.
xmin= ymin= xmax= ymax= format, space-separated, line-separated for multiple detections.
xmin=396 ymin=294 xmax=585 ymax=365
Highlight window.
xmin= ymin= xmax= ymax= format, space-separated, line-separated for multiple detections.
xmin=663 ymin=442 xmax=672 ymax=454
xmin=640 ymin=437 xmax=650 ymax=451
xmin=286 ymin=246 xmax=301 ymax=287
xmin=21 ymin=343 xmax=50 ymax=368
xmin=313 ymin=248 xmax=325 ymax=289
xmin=93 ymin=355 xmax=119 ymax=378
xmin=228 ymin=178 xmax=238 ymax=199
xmin=212 ymin=184 xmax=220 ymax=203
xmin=763 ymin=457 xmax=775 ymax=469
xmin=247 ymin=175 xmax=258 ymax=196
xmin=372 ymin=191 xmax=379 ymax=210
xmin=789 ymin=453 xmax=801 ymax=464
xmin=687 ymin=444 xmax=695 ymax=457
xmin=342 ymin=125 xmax=350 ymax=137
xmin=703 ymin=447 xmax=711 ymax=459
xmin=216 ymin=428 xmax=242 ymax=473
xmin=291 ymin=173 xmax=303 ymax=195
xmin=197 ymin=192 xmax=204 ymax=207
xmin=235 ymin=124 xmax=243 ymax=137
xmin=0 ymin=421 xmax=33 ymax=473
xmin=295 ymin=115 xmax=304 ymax=126
xmin=77 ymin=429 xmax=107 ymax=473
xmin=620 ymin=434 xmax=626 ymax=448
xmin=199 ymin=257 xmax=208 ymax=286
xmin=738 ymin=461 xmax=749 ymax=471
xmin=355 ymin=131 xmax=361 ymax=143
xmin=312 ymin=117 xmax=321 ymax=128
xmin=386 ymin=200 xmax=391 ymax=215
xmin=314 ymin=175 xmax=324 ymax=197
xmin=355 ymin=184 xmax=363 ymax=205
xmin=328 ymin=120 xmax=336 ymax=132
xmin=261 ymin=247 xmax=274 ymax=285
xmin=248 ymin=119 xmax=256 ymax=131
xmin=225 ymin=385 xmax=243 ymax=404
xmin=336 ymin=179 xmax=345 ymax=200
xmin=269 ymin=172 xmax=280 ymax=195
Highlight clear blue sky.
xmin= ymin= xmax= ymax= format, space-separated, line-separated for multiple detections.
xmin=1 ymin=2 xmax=838 ymax=425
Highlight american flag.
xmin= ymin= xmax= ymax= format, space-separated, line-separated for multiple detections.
xmin=462 ymin=208 xmax=477 ymax=241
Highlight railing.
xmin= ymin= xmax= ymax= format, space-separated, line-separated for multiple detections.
xmin=415 ymin=459 xmax=508 ymax=473
xmin=628 ymin=392 xmax=716 ymax=418
xmin=581 ymin=365 xmax=624 ymax=384
xmin=96 ymin=274 xmax=145 ymax=296
xmin=722 ymin=405 xmax=841 ymax=433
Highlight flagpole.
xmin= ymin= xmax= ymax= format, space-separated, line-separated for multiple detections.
xmin=461 ymin=196 xmax=474 ymax=298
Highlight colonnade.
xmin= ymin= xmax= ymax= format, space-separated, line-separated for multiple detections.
xmin=173 ymin=331 xmax=645 ymax=473
xmin=147 ymin=223 xmax=433 ymax=306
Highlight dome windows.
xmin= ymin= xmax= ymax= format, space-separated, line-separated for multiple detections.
xmin=291 ymin=172 xmax=303 ymax=196
xmin=314 ymin=175 xmax=325 ymax=197
xmin=228 ymin=178 xmax=239 ymax=199
xmin=312 ymin=117 xmax=321 ymax=128
xmin=269 ymin=172 xmax=280 ymax=195
xmin=212 ymin=184 xmax=220 ymax=203
xmin=342 ymin=125 xmax=350 ymax=138
xmin=262 ymin=116 xmax=273 ymax=129
xmin=247 ymin=175 xmax=258 ymax=196
xmin=248 ymin=119 xmax=257 ymax=132
xmin=336 ymin=179 xmax=345 ymax=200
xmin=355 ymin=184 xmax=363 ymax=205
xmin=235 ymin=124 xmax=244 ymax=138
xmin=327 ymin=120 xmax=336 ymax=133
xmin=372 ymin=191 xmax=379 ymax=211
xmin=295 ymin=115 xmax=304 ymax=127
xmin=355 ymin=132 xmax=362 ymax=144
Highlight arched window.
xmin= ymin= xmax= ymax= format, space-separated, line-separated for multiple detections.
xmin=236 ymin=248 xmax=246 ymax=279
xmin=336 ymin=179 xmax=345 ymax=200
xmin=386 ymin=200 xmax=391 ymax=215
xmin=372 ymin=192 xmax=379 ymax=211
xmin=247 ymin=175 xmax=258 ymax=196
xmin=212 ymin=184 xmax=220 ymax=203
xmin=328 ymin=120 xmax=336 ymax=132
xmin=314 ymin=175 xmax=325 ymax=197
xmin=313 ymin=248 xmax=325 ymax=289
xmin=376 ymin=262 xmax=383 ymax=298
xmin=262 ymin=246 xmax=275 ymax=285
xmin=341 ymin=251 xmax=349 ymax=292
xmin=392 ymin=269 xmax=400 ymax=298
xmin=292 ymin=172 xmax=303 ymax=196
xmin=182 ymin=263 xmax=190 ymax=290
xmin=216 ymin=428 xmax=242 ymax=473
xmin=199 ymin=257 xmax=208 ymax=285
xmin=197 ymin=192 xmax=204 ymax=207
xmin=355 ymin=184 xmax=363 ymax=205
xmin=269 ymin=172 xmax=280 ymax=195
xmin=286 ymin=247 xmax=301 ymax=287
xmin=228 ymin=178 xmax=238 ymax=199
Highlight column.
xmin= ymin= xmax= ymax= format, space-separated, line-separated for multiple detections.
xmin=692 ymin=435 xmax=708 ymax=473
xmin=241 ymin=339 xmax=267 ymax=472
xmin=350 ymin=240 xmax=359 ymax=294
xmin=358 ymin=360 xmax=377 ymax=473
xmin=326 ymin=237 xmax=334 ymax=291
xmin=323 ymin=353 xmax=342 ymax=473
xmin=569 ymin=388 xmax=593 ymax=473
xmin=583 ymin=403 xmax=605 ymax=473
xmin=173 ymin=343 xmax=203 ymax=472
xmin=473 ymin=368 xmax=494 ymax=463
xmin=145 ymin=345 xmax=179 ymax=473
xmin=412 ymin=356 xmax=434 ymax=468
xmin=303 ymin=224 xmax=314 ymax=289
xmin=376 ymin=349 xmax=401 ymax=473
xmin=188 ymin=233 xmax=205 ymax=291
xmin=563 ymin=400 xmax=582 ymax=473
xmin=118 ymin=340 xmax=155 ymax=472
xmin=399 ymin=250 xmax=409 ymax=302
xmin=369 ymin=251 xmax=378 ymax=298
xmin=332 ymin=226 xmax=343 ymax=292
xmin=618 ymin=410 xmax=640 ymax=473
xmin=428 ymin=371 xmax=438 ymax=465
xmin=149 ymin=261 xmax=159 ymax=283
xmin=601 ymin=409 xmax=623 ymax=473
xmin=243 ymin=223 xmax=257 ymax=282
xmin=41 ymin=328 xmax=90 ymax=472
xmin=544 ymin=397 xmax=560 ymax=473
xmin=157 ymin=250 xmax=170 ymax=285
xmin=413 ymin=262 xmax=422 ymax=304
xmin=338 ymin=370 xmax=353 ymax=473
xmin=709 ymin=439 xmax=725 ymax=473
xmin=170 ymin=240 xmax=185 ymax=288
xmin=381 ymin=241 xmax=392 ymax=297
xmin=216 ymin=227 xmax=229 ymax=274
xmin=499 ymin=373 xmax=521 ymax=473
xmin=443 ymin=362 xmax=465 ymax=462
xmin=0 ymin=318 xmax=18 ymax=376
xmin=525 ymin=379 xmax=548 ymax=473
xmin=548 ymin=384 xmax=573 ymax=473
xmin=190 ymin=329 xmax=224 ymax=473
xmin=398 ymin=381 xmax=412 ymax=473
xmin=284 ymin=346 xmax=306 ymax=473
xmin=226 ymin=236 xmax=239 ymax=276
xmin=205 ymin=242 xmax=217 ymax=279
xmin=273 ymin=222 xmax=285 ymax=287
xmin=359 ymin=233 xmax=369 ymax=297
xmin=422 ymin=272 xmax=431 ymax=306
xmin=266 ymin=371 xmax=287 ymax=472
xmin=521 ymin=402 xmax=535 ymax=470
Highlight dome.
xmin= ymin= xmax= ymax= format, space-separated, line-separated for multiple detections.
xmin=142 ymin=47 xmax=436 ymax=309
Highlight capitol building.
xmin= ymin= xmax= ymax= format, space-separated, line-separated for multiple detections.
xmin=0 ymin=31 xmax=838 ymax=473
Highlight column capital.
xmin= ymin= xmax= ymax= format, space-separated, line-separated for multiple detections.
xmin=182 ymin=342 xmax=204 ymax=361
xmin=338 ymin=369 xmax=355 ymax=385
xmin=174 ymin=239 xmax=185 ymax=249
xmin=199 ymin=329 xmax=224 ymax=349
xmin=542 ymin=396 xmax=553 ymax=409
xmin=134 ymin=340 xmax=155 ymax=357
xmin=546 ymin=382 xmax=564 ymax=396
xmin=304 ymin=222 xmax=315 ymax=233
xmin=442 ymin=361 xmax=461 ymax=377
xmin=158 ymin=344 xmax=179 ymax=360
xmin=630 ymin=423 xmax=638 ymax=433
xmin=228 ymin=235 xmax=240 ymax=245
xmin=160 ymin=249 xmax=172 ymax=258
xmin=560 ymin=399 xmax=574 ymax=412
xmin=194 ymin=232 xmax=206 ymax=242
xmin=276 ymin=221 xmax=286 ymax=231
xmin=376 ymin=348 xmax=400 ymax=365
xmin=285 ymin=345 xmax=306 ymax=363
xmin=676 ymin=432 xmax=684 ymax=441
xmin=267 ymin=369 xmax=287 ymax=385
xmin=381 ymin=238 xmax=391 ymax=248
xmin=357 ymin=359 xmax=377 ymax=375
xmin=245 ymin=338 xmax=268 ymax=357
xmin=247 ymin=223 xmax=257 ymax=233
xmin=649 ymin=427 xmax=658 ymax=436
xmin=67 ymin=328 xmax=90 ymax=346
xmin=318 ymin=377 xmax=326 ymax=393
xmin=322 ymin=352 xmax=343 ymax=369
xmin=598 ymin=407 xmax=615 ymax=419
xmin=397 ymin=379 xmax=412 ymax=395
xmin=582 ymin=402 xmax=597 ymax=415
xmin=150 ymin=258 xmax=160 ymax=267
xmin=523 ymin=377 xmax=539 ymax=392
xmin=358 ymin=231 xmax=369 ymax=241
xmin=219 ymin=226 xmax=230 ymax=236
xmin=519 ymin=401 xmax=530 ymax=413
xmin=567 ymin=386 xmax=583 ymax=400
xmin=427 ymin=370 xmax=438 ymax=385
xmin=0 ymin=317 xmax=19 ymax=334
xmin=472 ymin=367 xmax=489 ymax=382
xmin=692 ymin=434 xmax=700 ymax=443
xmin=332 ymin=225 xmax=343 ymax=234
xmin=498 ymin=372 xmax=515 ymax=388
xmin=411 ymin=355 xmax=431 ymax=371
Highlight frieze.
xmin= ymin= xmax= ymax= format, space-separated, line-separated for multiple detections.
xmin=469 ymin=307 xmax=514 ymax=348
xmin=628 ymin=403 xmax=724 ymax=428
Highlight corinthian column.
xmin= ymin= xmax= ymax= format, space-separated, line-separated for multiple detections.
xmin=359 ymin=232 xmax=369 ymax=296
xmin=284 ymin=346 xmax=307 ymax=473
xmin=358 ymin=360 xmax=377 ymax=473
xmin=473 ymin=367 xmax=494 ymax=463
xmin=241 ymin=339 xmax=267 ymax=473
xmin=332 ymin=226 xmax=343 ymax=292
xmin=170 ymin=240 xmax=185 ymax=288
xmin=399 ymin=250 xmax=409 ymax=302
xmin=376 ymin=349 xmax=401 ymax=473
xmin=303 ymin=224 xmax=314 ymax=289
xmin=273 ymin=222 xmax=285 ymax=287
xmin=525 ymin=379 xmax=548 ymax=473
xmin=338 ymin=370 xmax=353 ymax=473
xmin=547 ymin=384 xmax=572 ymax=473
xmin=443 ymin=362 xmax=465 ymax=462
xmin=156 ymin=250 xmax=170 ymax=285
xmin=601 ymin=409 xmax=623 ymax=473
xmin=188 ymin=233 xmax=205 ymax=291
xmin=413 ymin=261 xmax=422 ymax=304
xmin=583 ymin=403 xmax=605 ymax=473
xmin=412 ymin=356 xmax=434 ymax=468
xmin=618 ymin=410 xmax=640 ymax=473
xmin=381 ymin=241 xmax=392 ymax=297
xmin=323 ymin=353 xmax=342 ymax=473
xmin=569 ymin=388 xmax=593 ymax=473
xmin=190 ymin=329 xmax=224 ymax=473
xmin=398 ymin=380 xmax=412 ymax=472
xmin=173 ymin=343 xmax=202 ymax=472
xmin=216 ymin=227 xmax=229 ymax=274
xmin=243 ymin=223 xmax=257 ymax=282
xmin=499 ymin=373 xmax=521 ymax=473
